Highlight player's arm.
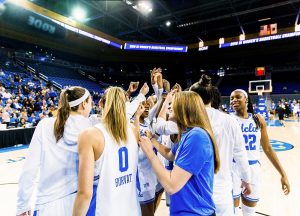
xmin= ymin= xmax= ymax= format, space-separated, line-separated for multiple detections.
xmin=16 ymin=120 xmax=43 ymax=215
xmin=133 ymin=103 xmax=145 ymax=141
xmin=139 ymin=136 xmax=190 ymax=195
xmin=144 ymin=130 xmax=175 ymax=161
xmin=158 ymin=91 xmax=174 ymax=120
xmin=126 ymin=83 xmax=148 ymax=119
xmin=73 ymin=128 xmax=104 ymax=216
xmin=258 ymin=114 xmax=290 ymax=195
xmin=151 ymin=138 xmax=175 ymax=161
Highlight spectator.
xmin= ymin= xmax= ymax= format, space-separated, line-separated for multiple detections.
xmin=28 ymin=80 xmax=34 ymax=87
xmin=0 ymin=68 xmax=4 ymax=76
xmin=12 ymin=99 xmax=22 ymax=110
xmin=2 ymin=89 xmax=12 ymax=99
xmin=1 ymin=108 xmax=10 ymax=126
xmin=18 ymin=117 xmax=27 ymax=128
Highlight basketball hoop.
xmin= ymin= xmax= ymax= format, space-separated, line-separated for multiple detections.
xmin=249 ymin=80 xmax=272 ymax=94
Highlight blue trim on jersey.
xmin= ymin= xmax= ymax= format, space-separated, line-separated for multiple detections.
xmin=233 ymin=194 xmax=241 ymax=199
xmin=93 ymin=175 xmax=99 ymax=181
xmin=86 ymin=184 xmax=98 ymax=216
xmin=139 ymin=197 xmax=155 ymax=205
xmin=248 ymin=160 xmax=259 ymax=165
xmin=242 ymin=195 xmax=259 ymax=202
xmin=233 ymin=159 xmax=259 ymax=165
xmin=140 ymin=122 xmax=149 ymax=127
xmin=136 ymin=168 xmax=141 ymax=192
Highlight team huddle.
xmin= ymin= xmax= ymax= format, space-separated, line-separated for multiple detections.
xmin=16 ymin=69 xmax=290 ymax=216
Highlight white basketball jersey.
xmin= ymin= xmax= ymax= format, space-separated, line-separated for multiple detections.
xmin=137 ymin=122 xmax=157 ymax=196
xmin=94 ymin=123 xmax=141 ymax=216
xmin=232 ymin=113 xmax=261 ymax=161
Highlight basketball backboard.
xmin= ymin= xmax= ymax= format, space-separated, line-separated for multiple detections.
xmin=249 ymin=79 xmax=272 ymax=94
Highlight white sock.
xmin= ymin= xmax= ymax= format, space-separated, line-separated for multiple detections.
xmin=234 ymin=207 xmax=240 ymax=216
xmin=241 ymin=203 xmax=256 ymax=216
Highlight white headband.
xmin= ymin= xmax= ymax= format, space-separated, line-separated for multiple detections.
xmin=69 ymin=89 xmax=90 ymax=107
xmin=235 ymin=89 xmax=248 ymax=98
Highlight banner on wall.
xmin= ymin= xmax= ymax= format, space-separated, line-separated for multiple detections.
xmin=0 ymin=3 xmax=66 ymax=38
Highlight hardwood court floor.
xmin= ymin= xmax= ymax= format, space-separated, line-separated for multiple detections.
xmin=0 ymin=120 xmax=299 ymax=216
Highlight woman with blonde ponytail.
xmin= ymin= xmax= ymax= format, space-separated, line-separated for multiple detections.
xmin=17 ymin=86 xmax=92 ymax=216
xmin=73 ymin=87 xmax=142 ymax=216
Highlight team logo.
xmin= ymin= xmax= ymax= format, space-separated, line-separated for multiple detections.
xmin=268 ymin=140 xmax=294 ymax=152
xmin=0 ymin=145 xmax=29 ymax=164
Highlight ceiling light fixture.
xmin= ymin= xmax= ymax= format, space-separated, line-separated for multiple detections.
xmin=72 ymin=7 xmax=86 ymax=21
xmin=258 ymin=18 xmax=271 ymax=22
xmin=131 ymin=1 xmax=152 ymax=14
xmin=125 ymin=0 xmax=133 ymax=5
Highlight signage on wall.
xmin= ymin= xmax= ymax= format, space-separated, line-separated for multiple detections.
xmin=219 ymin=31 xmax=300 ymax=48
xmin=124 ymin=43 xmax=188 ymax=52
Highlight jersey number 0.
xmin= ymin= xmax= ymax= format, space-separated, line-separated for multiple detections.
xmin=118 ymin=147 xmax=129 ymax=172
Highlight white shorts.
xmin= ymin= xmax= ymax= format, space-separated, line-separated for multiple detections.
xmin=34 ymin=192 xmax=76 ymax=216
xmin=232 ymin=161 xmax=261 ymax=202
xmin=137 ymin=152 xmax=157 ymax=203
xmin=138 ymin=189 xmax=156 ymax=204
xmin=213 ymin=187 xmax=234 ymax=216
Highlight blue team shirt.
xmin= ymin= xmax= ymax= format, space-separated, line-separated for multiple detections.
xmin=170 ymin=127 xmax=215 ymax=216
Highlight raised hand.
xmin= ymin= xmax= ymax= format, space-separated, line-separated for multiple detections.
xmin=139 ymin=83 xmax=149 ymax=96
xmin=135 ymin=103 xmax=145 ymax=118
xmin=171 ymin=83 xmax=182 ymax=92
xmin=128 ymin=81 xmax=139 ymax=93
xmin=151 ymin=68 xmax=162 ymax=84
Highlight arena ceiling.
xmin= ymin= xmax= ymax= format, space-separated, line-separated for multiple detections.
xmin=30 ymin=0 xmax=300 ymax=44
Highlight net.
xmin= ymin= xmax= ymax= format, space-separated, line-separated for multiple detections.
xmin=257 ymin=90 xmax=263 ymax=96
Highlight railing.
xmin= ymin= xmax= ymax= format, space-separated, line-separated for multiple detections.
xmin=39 ymin=73 xmax=48 ymax=82
xmin=27 ymin=66 xmax=36 ymax=74
xmin=88 ymin=75 xmax=96 ymax=82
xmin=52 ymin=81 xmax=63 ymax=89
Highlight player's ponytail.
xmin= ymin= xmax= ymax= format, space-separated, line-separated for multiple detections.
xmin=102 ymin=87 xmax=128 ymax=144
xmin=54 ymin=87 xmax=88 ymax=142
xmin=190 ymin=74 xmax=213 ymax=105
xmin=247 ymin=96 xmax=261 ymax=129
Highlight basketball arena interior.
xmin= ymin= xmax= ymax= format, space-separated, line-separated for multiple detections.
xmin=0 ymin=0 xmax=300 ymax=215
